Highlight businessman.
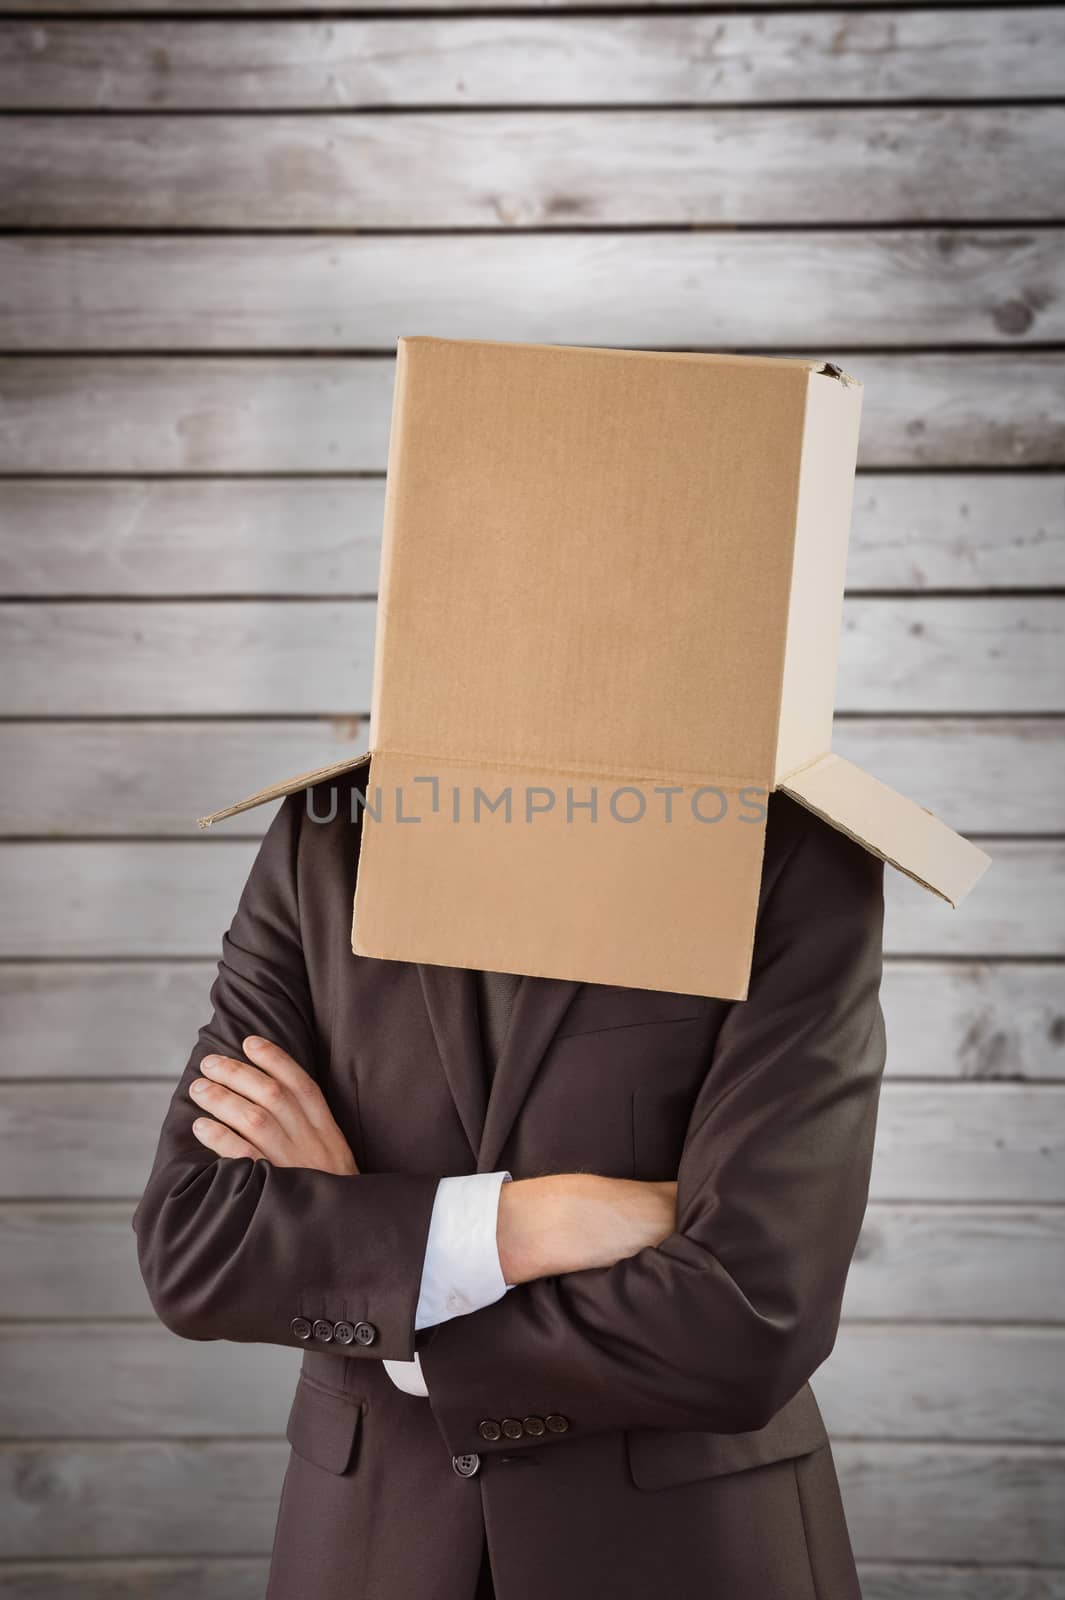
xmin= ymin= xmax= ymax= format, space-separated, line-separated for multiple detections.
xmin=134 ymin=763 xmax=887 ymax=1600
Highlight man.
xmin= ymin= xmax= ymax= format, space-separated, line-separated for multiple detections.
xmin=134 ymin=760 xmax=886 ymax=1600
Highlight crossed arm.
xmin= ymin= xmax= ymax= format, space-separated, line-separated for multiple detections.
xmin=185 ymin=1033 xmax=679 ymax=1286
xmin=134 ymin=788 xmax=886 ymax=1456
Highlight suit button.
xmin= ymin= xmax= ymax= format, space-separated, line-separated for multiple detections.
xmin=333 ymin=1321 xmax=355 ymax=1345
xmin=478 ymin=1419 xmax=502 ymax=1442
xmin=545 ymin=1414 xmax=569 ymax=1434
xmin=501 ymin=1418 xmax=523 ymax=1440
xmin=452 ymin=1453 xmax=481 ymax=1478
xmin=312 ymin=1319 xmax=334 ymax=1343
xmin=353 ymin=1321 xmax=377 ymax=1346
xmin=290 ymin=1316 xmax=312 ymax=1341
xmin=522 ymin=1415 xmax=546 ymax=1437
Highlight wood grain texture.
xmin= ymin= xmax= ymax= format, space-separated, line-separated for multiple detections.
xmin=845 ymin=1205 xmax=1065 ymax=1322
xmin=817 ymin=1325 xmax=1065 ymax=1443
xmin=2 ymin=598 xmax=1062 ymax=715
xmin=0 ymin=479 xmax=387 ymax=596
xmin=0 ymin=1561 xmax=271 ymax=1600
xmin=3 ymin=1201 xmax=1062 ymax=1323
xmin=1 ymin=1080 xmax=1060 ymax=1202
xmin=837 ymin=1442 xmax=1065 ymax=1564
xmin=4 ymin=232 xmax=1062 ymax=353
xmin=858 ymin=1568 xmax=1065 ymax=1600
xmin=4 ymin=355 xmax=1062 ymax=474
xmin=0 ymin=1440 xmax=287 ymax=1560
xmin=0 ymin=0 xmax=1016 ymax=10
xmin=2 ymin=109 xmax=1062 ymax=229
xmin=2 ymin=719 xmax=1055 ymax=836
xmin=0 ymin=839 xmax=1055 ymax=960
xmin=879 ymin=962 xmax=1065 ymax=1083
xmin=0 ymin=12 xmax=1055 ymax=110
xmin=3 ymin=473 xmax=1062 ymax=595
xmin=3 ymin=959 xmax=1062 ymax=1082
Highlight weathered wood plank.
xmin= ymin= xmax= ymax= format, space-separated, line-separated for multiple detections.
xmin=0 ymin=479 xmax=387 ymax=595
xmin=0 ymin=602 xmax=379 ymax=716
xmin=817 ymin=1325 xmax=1065 ymax=1444
xmin=2 ymin=719 xmax=1055 ymax=837
xmin=3 ymin=1560 xmax=1060 ymax=1600
xmin=879 ymin=962 xmax=1065 ymax=1084
xmin=0 ymin=1325 xmax=298 ymax=1438
xmin=0 ymin=1081 xmax=1060 ymax=1202
xmin=3 ymin=959 xmax=1061 ymax=1083
xmin=838 ymin=1443 xmax=1065 ymax=1564
xmin=831 ymin=722 xmax=1065 ymax=836
xmin=869 ymin=1082 xmax=1065 ymax=1203
xmin=880 ymin=844 xmax=1062 ymax=961
xmin=1 ymin=12 xmax=1056 ymax=110
xmin=4 ymin=232 xmax=1064 ymax=353
xmin=0 ymin=720 xmax=368 ymax=835
xmin=0 ymin=1440 xmax=287 ymax=1560
xmin=837 ymin=598 xmax=1065 ymax=715
xmin=3 ymin=1199 xmax=1062 ymax=1324
xmin=4 ymin=355 xmax=1062 ymax=474
xmin=0 ymin=1205 xmax=151 ymax=1316
xmin=0 ymin=0 xmax=1013 ymax=11
xmin=2 ymin=599 xmax=1061 ymax=716
xmin=0 ymin=840 xmax=1055 ymax=961
xmin=0 ymin=1560 xmax=270 ymax=1600
xmin=858 ymin=1568 xmax=1065 ymax=1600
xmin=845 ymin=473 xmax=1065 ymax=591
xmin=0 ymin=1439 xmax=1059 ymax=1562
xmin=2 ymin=109 xmax=1061 ymax=228
xmin=0 ymin=358 xmax=395 ymax=475
xmin=844 ymin=1206 xmax=1065 ymax=1322
xmin=3 ymin=472 xmax=1061 ymax=595
xmin=0 ymin=966 xmax=220 ymax=1080
xmin=857 ymin=1568 xmax=1061 ymax=1593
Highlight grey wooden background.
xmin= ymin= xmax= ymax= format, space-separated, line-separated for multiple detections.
xmin=0 ymin=2 xmax=1063 ymax=1596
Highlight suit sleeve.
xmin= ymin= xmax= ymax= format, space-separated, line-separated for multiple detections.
xmin=418 ymin=803 xmax=887 ymax=1449
xmin=132 ymin=792 xmax=440 ymax=1359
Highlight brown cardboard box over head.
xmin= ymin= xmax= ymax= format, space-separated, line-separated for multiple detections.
xmin=200 ymin=337 xmax=990 ymax=1001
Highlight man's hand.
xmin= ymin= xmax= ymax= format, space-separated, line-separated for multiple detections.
xmin=189 ymin=1036 xmax=358 ymax=1176
xmin=497 ymin=1174 xmax=677 ymax=1286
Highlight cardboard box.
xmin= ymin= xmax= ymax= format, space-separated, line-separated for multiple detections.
xmin=200 ymin=337 xmax=990 ymax=1000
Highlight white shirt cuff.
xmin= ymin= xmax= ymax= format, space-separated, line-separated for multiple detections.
xmin=383 ymin=1170 xmax=512 ymax=1399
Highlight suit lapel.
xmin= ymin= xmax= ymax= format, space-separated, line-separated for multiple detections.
xmin=417 ymin=965 xmax=582 ymax=1173
xmin=416 ymin=964 xmax=487 ymax=1161
xmin=476 ymin=974 xmax=581 ymax=1172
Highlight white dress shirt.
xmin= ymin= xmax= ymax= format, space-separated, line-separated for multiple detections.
xmin=383 ymin=1169 xmax=513 ymax=1397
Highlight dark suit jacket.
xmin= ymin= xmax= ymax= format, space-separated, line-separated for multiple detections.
xmin=133 ymin=773 xmax=887 ymax=1600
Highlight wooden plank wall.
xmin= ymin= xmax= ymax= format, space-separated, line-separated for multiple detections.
xmin=0 ymin=3 xmax=1063 ymax=1596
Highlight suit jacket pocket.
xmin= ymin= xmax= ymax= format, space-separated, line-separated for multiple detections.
xmin=285 ymin=1375 xmax=363 ymax=1476
xmin=626 ymin=1384 xmax=828 ymax=1491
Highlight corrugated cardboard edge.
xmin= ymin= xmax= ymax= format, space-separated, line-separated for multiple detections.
xmin=196 ymin=752 xmax=372 ymax=828
xmin=402 ymin=334 xmax=860 ymax=386
xmin=779 ymin=752 xmax=991 ymax=908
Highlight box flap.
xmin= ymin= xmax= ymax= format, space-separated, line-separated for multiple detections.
xmin=352 ymin=752 xmax=769 ymax=1000
xmin=773 ymin=366 xmax=863 ymax=781
xmin=197 ymin=752 xmax=371 ymax=828
xmin=779 ymin=752 xmax=990 ymax=907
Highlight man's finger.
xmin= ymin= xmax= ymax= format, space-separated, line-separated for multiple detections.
xmin=189 ymin=1074 xmax=285 ymax=1158
xmin=241 ymin=1035 xmax=335 ymax=1122
xmin=199 ymin=1051 xmax=308 ymax=1138
xmin=191 ymin=1115 xmax=262 ymax=1162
